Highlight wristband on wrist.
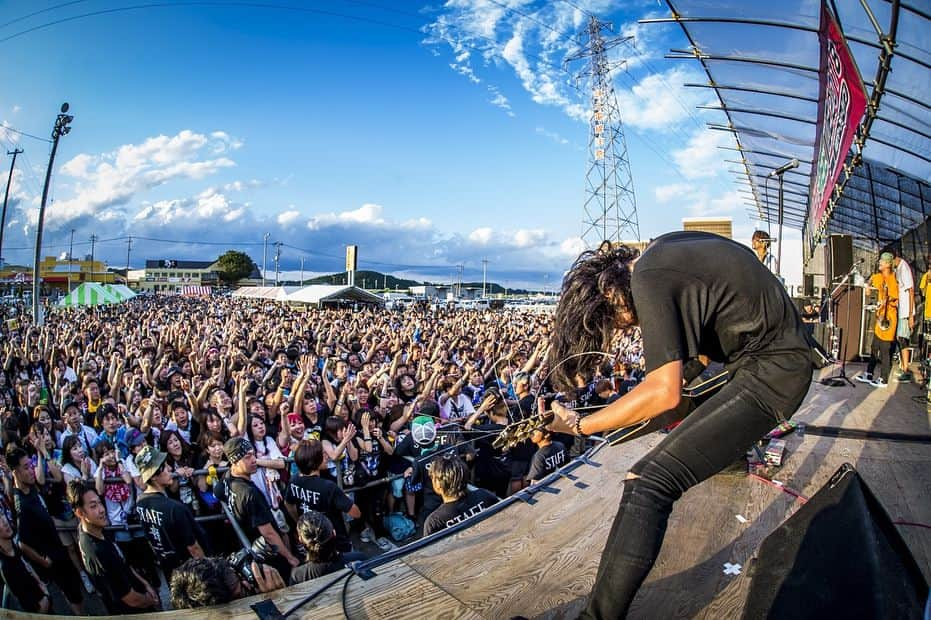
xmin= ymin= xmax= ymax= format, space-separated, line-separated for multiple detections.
xmin=573 ymin=415 xmax=586 ymax=437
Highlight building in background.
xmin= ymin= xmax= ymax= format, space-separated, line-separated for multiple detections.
xmin=136 ymin=259 xmax=219 ymax=293
xmin=682 ymin=217 xmax=733 ymax=239
xmin=0 ymin=256 xmax=114 ymax=296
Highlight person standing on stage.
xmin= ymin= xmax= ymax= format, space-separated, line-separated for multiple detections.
xmin=892 ymin=250 xmax=916 ymax=382
xmin=856 ymin=253 xmax=899 ymax=388
xmin=546 ymin=232 xmax=813 ymax=619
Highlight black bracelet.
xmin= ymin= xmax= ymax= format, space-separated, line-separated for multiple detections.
xmin=573 ymin=416 xmax=586 ymax=437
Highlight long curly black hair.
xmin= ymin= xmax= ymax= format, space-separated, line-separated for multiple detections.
xmin=547 ymin=242 xmax=640 ymax=392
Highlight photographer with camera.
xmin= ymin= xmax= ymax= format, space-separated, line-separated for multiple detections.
xmin=215 ymin=437 xmax=299 ymax=582
xmin=169 ymin=553 xmax=286 ymax=609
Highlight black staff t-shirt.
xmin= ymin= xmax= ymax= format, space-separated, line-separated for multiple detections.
xmin=217 ymin=473 xmax=277 ymax=543
xmin=631 ymin=232 xmax=810 ymax=407
xmin=284 ymin=475 xmax=354 ymax=549
xmin=136 ymin=491 xmax=199 ymax=578
xmin=526 ymin=441 xmax=568 ymax=482
xmin=423 ymin=488 xmax=499 ymax=536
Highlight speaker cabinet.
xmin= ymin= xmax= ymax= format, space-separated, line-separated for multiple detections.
xmin=832 ymin=284 xmax=864 ymax=361
xmin=827 ymin=234 xmax=854 ymax=283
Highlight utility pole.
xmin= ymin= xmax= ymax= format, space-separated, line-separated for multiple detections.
xmin=68 ymin=228 xmax=74 ymax=291
xmin=262 ymin=232 xmax=270 ymax=287
xmin=33 ymin=103 xmax=74 ymax=324
xmin=457 ymin=264 xmax=464 ymax=298
xmin=0 ymin=148 xmax=23 ymax=269
xmin=125 ymin=236 xmax=133 ymax=274
xmin=273 ymin=242 xmax=281 ymax=286
xmin=481 ymin=258 xmax=488 ymax=298
xmin=89 ymin=234 xmax=98 ymax=283
xmin=299 ymin=256 xmax=304 ymax=285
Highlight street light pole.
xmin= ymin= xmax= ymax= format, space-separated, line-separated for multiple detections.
xmin=262 ymin=232 xmax=270 ymax=287
xmin=68 ymin=228 xmax=74 ymax=292
xmin=0 ymin=148 xmax=23 ymax=269
xmin=33 ymin=103 xmax=73 ymax=324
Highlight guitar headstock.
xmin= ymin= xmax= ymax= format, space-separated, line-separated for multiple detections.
xmin=492 ymin=411 xmax=554 ymax=451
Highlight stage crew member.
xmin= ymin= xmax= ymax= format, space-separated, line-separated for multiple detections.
xmin=547 ymin=231 xmax=813 ymax=619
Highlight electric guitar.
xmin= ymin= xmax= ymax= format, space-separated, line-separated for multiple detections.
xmin=493 ymin=369 xmax=729 ymax=452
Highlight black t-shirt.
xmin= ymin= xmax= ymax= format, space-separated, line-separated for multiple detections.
xmin=423 ymin=488 xmax=499 ymax=536
xmin=78 ymin=528 xmax=153 ymax=614
xmin=136 ymin=491 xmax=198 ymax=576
xmin=632 ymin=232 xmax=809 ymax=403
xmin=0 ymin=544 xmax=46 ymax=612
xmin=284 ymin=475 xmax=353 ymax=549
xmin=509 ymin=396 xmax=536 ymax=462
xmin=13 ymin=486 xmax=66 ymax=562
xmin=217 ymin=473 xmax=277 ymax=543
xmin=526 ymin=441 xmax=568 ymax=481
xmin=290 ymin=551 xmax=364 ymax=585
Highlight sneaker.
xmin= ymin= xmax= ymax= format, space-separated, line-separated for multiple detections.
xmin=80 ymin=570 xmax=95 ymax=594
xmin=896 ymin=371 xmax=913 ymax=383
xmin=854 ymin=372 xmax=873 ymax=384
xmin=869 ymin=377 xmax=888 ymax=388
xmin=359 ymin=527 xmax=374 ymax=543
xmin=375 ymin=536 xmax=395 ymax=551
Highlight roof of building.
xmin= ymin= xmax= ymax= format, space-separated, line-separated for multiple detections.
xmin=144 ymin=259 xmax=217 ymax=269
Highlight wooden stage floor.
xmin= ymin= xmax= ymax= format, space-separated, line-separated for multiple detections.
xmin=38 ymin=365 xmax=929 ymax=619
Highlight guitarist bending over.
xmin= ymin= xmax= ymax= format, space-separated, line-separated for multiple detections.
xmin=547 ymin=231 xmax=813 ymax=619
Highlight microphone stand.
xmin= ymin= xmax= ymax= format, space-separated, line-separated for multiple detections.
xmin=820 ymin=263 xmax=861 ymax=387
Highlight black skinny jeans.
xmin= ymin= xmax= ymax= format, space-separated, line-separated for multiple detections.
xmin=582 ymin=356 xmax=811 ymax=619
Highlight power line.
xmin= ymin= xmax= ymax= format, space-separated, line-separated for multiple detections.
xmin=0 ymin=123 xmax=52 ymax=144
xmin=0 ymin=0 xmax=90 ymax=30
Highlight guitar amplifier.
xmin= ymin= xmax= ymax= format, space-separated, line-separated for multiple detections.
xmin=832 ymin=284 xmax=864 ymax=362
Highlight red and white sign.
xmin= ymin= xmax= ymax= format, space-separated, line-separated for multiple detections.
xmin=808 ymin=1 xmax=868 ymax=238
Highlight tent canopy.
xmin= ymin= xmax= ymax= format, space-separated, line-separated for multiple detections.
xmin=60 ymin=283 xmax=122 ymax=307
xmin=232 ymin=285 xmax=385 ymax=306
xmin=644 ymin=0 xmax=930 ymax=256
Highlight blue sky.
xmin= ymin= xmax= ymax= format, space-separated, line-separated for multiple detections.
xmin=0 ymin=0 xmax=804 ymax=289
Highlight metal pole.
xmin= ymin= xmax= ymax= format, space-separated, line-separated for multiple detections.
xmin=33 ymin=104 xmax=73 ymax=324
xmin=0 ymin=148 xmax=22 ymax=268
xmin=89 ymin=234 xmax=97 ymax=283
xmin=68 ymin=228 xmax=74 ymax=291
xmin=262 ymin=232 xmax=269 ymax=287
xmin=300 ymin=256 xmax=304 ymax=285
xmin=482 ymin=258 xmax=488 ymax=298
xmin=274 ymin=242 xmax=281 ymax=286
xmin=776 ymin=173 xmax=784 ymax=277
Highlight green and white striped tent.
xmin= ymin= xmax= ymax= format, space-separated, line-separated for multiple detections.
xmin=102 ymin=283 xmax=137 ymax=302
xmin=59 ymin=282 xmax=133 ymax=307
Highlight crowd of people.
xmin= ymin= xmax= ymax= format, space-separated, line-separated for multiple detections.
xmin=0 ymin=296 xmax=643 ymax=613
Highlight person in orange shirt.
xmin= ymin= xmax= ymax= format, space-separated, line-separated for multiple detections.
xmin=855 ymin=253 xmax=898 ymax=387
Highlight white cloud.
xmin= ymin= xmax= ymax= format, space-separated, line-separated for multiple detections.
xmin=307 ymin=203 xmax=386 ymax=230
xmin=672 ymin=128 xmax=733 ymax=179
xmin=559 ymin=236 xmax=586 ymax=257
xmin=469 ymin=227 xmax=494 ymax=245
xmin=655 ymin=183 xmax=692 ymax=202
xmin=535 ymin=126 xmax=569 ymax=145
xmin=514 ymin=228 xmax=546 ymax=248
xmin=277 ymin=209 xmax=301 ymax=226
xmin=487 ymin=85 xmax=514 ymax=116
xmin=11 ymin=105 xmax=20 ymax=114
xmin=614 ymin=67 xmax=709 ymax=131
xmin=46 ymin=129 xmax=239 ymax=230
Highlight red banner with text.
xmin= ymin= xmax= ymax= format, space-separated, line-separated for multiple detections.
xmin=808 ymin=1 xmax=868 ymax=239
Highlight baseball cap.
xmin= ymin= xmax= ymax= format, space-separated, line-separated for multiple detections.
xmin=134 ymin=445 xmax=168 ymax=484
xmin=125 ymin=428 xmax=147 ymax=448
xmin=879 ymin=252 xmax=894 ymax=265
xmin=411 ymin=415 xmax=437 ymax=446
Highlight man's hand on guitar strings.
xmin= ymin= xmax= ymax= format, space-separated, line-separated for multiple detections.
xmin=548 ymin=400 xmax=580 ymax=435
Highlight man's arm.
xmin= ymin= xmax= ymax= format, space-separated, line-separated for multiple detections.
xmin=551 ymin=360 xmax=682 ymax=436
xmin=256 ymin=523 xmax=299 ymax=567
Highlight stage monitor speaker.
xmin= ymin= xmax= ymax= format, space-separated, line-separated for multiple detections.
xmin=827 ymin=234 xmax=853 ymax=283
xmin=743 ymin=464 xmax=928 ymax=620
xmin=832 ymin=284 xmax=864 ymax=361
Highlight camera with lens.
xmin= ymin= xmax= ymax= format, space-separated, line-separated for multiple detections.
xmin=227 ymin=536 xmax=278 ymax=591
